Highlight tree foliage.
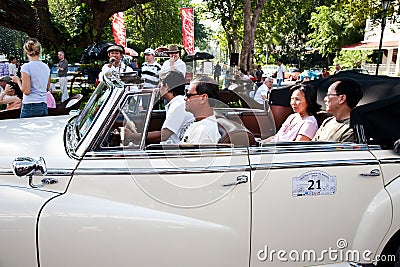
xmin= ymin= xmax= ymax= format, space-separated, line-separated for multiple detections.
xmin=334 ymin=50 xmax=373 ymax=69
xmin=307 ymin=0 xmax=376 ymax=65
xmin=0 ymin=27 xmax=28 ymax=59
xmin=0 ymin=0 xmax=153 ymax=60
xmin=0 ymin=0 xmax=210 ymax=63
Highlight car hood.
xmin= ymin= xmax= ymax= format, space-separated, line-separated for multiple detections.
xmin=0 ymin=115 xmax=78 ymax=169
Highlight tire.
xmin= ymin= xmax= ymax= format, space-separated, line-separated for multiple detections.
xmin=378 ymin=234 xmax=400 ymax=267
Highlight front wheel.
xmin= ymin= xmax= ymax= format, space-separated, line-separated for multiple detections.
xmin=378 ymin=235 xmax=400 ymax=267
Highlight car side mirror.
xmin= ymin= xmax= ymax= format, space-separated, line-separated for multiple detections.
xmin=394 ymin=139 xmax=400 ymax=154
xmin=12 ymin=157 xmax=47 ymax=188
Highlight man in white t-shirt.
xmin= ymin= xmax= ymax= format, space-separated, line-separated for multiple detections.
xmin=146 ymin=71 xmax=194 ymax=144
xmin=160 ymin=44 xmax=186 ymax=77
xmin=254 ymin=76 xmax=273 ymax=104
xmin=181 ymin=76 xmax=221 ymax=144
xmin=8 ymin=57 xmax=18 ymax=76
xmin=276 ymin=60 xmax=285 ymax=88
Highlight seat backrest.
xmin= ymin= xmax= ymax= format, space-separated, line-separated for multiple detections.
xmin=57 ymin=94 xmax=83 ymax=109
xmin=0 ymin=108 xmax=21 ymax=120
xmin=217 ymin=117 xmax=256 ymax=146
xmin=315 ymin=111 xmax=333 ymax=127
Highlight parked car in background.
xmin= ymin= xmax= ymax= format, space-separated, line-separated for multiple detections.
xmin=262 ymin=64 xmax=278 ymax=77
xmin=344 ymin=68 xmax=370 ymax=75
xmin=300 ymin=68 xmax=322 ymax=81
xmin=284 ymin=67 xmax=301 ymax=81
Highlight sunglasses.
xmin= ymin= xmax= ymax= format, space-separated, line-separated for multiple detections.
xmin=326 ymin=93 xmax=343 ymax=97
xmin=185 ymin=91 xmax=202 ymax=99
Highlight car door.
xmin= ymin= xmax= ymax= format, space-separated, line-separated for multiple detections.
xmin=249 ymin=142 xmax=391 ymax=266
xmin=37 ymin=92 xmax=252 ymax=267
xmin=0 ymin=116 xmax=78 ymax=267
xmin=37 ymin=146 xmax=251 ymax=267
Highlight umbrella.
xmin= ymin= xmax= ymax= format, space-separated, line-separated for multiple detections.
xmin=124 ymin=47 xmax=138 ymax=57
xmin=155 ymin=47 xmax=169 ymax=57
xmin=81 ymin=41 xmax=117 ymax=63
xmin=185 ymin=52 xmax=214 ymax=62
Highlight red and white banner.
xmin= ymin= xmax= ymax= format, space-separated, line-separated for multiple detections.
xmin=180 ymin=7 xmax=194 ymax=55
xmin=111 ymin=12 xmax=126 ymax=47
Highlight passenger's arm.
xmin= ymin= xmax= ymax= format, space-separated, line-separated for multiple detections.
xmin=295 ymin=134 xmax=312 ymax=141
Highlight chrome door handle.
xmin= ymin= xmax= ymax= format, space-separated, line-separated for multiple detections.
xmin=222 ymin=175 xmax=248 ymax=186
xmin=360 ymin=169 xmax=380 ymax=177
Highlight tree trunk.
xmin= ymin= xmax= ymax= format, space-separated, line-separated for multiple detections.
xmin=240 ymin=0 xmax=267 ymax=73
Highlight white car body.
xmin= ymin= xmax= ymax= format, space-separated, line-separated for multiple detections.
xmin=0 ymin=73 xmax=399 ymax=267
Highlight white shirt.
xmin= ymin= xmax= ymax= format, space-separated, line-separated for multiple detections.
xmin=8 ymin=63 xmax=18 ymax=76
xmin=99 ymin=61 xmax=133 ymax=81
xmin=163 ymin=95 xmax=194 ymax=144
xmin=253 ymin=83 xmax=271 ymax=104
xmin=160 ymin=58 xmax=186 ymax=76
xmin=276 ymin=65 xmax=285 ymax=79
xmin=141 ymin=61 xmax=161 ymax=89
xmin=181 ymin=115 xmax=221 ymax=144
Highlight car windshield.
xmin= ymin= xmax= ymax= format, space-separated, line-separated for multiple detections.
xmin=76 ymin=82 xmax=112 ymax=138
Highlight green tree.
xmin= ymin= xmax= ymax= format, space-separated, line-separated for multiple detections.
xmin=124 ymin=1 xmax=210 ymax=56
xmin=307 ymin=0 xmax=375 ymax=65
xmin=202 ymin=0 xmax=243 ymax=55
xmin=0 ymin=0 xmax=154 ymax=58
xmin=0 ymin=27 xmax=28 ymax=59
xmin=334 ymin=50 xmax=373 ymax=69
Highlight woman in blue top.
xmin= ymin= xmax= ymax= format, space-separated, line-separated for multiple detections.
xmin=12 ymin=38 xmax=50 ymax=118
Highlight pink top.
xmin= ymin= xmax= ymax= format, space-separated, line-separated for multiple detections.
xmin=275 ymin=113 xmax=318 ymax=141
xmin=46 ymin=91 xmax=56 ymax=108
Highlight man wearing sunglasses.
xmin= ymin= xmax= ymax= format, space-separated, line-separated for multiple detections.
xmin=160 ymin=44 xmax=186 ymax=77
xmin=181 ymin=76 xmax=221 ymax=144
xmin=313 ymin=78 xmax=363 ymax=142
xmin=146 ymin=71 xmax=194 ymax=144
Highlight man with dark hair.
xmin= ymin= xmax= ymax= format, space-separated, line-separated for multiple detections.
xmin=146 ymin=71 xmax=194 ymax=143
xmin=57 ymin=51 xmax=69 ymax=102
xmin=255 ymin=64 xmax=263 ymax=87
xmin=181 ymin=76 xmax=221 ymax=144
xmin=98 ymin=45 xmax=133 ymax=82
xmin=8 ymin=57 xmax=18 ymax=76
xmin=142 ymin=48 xmax=161 ymax=89
xmin=160 ymin=44 xmax=186 ymax=76
xmin=313 ymin=78 xmax=363 ymax=142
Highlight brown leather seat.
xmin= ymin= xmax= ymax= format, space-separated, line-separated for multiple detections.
xmin=217 ymin=117 xmax=256 ymax=146
xmin=0 ymin=108 xmax=21 ymax=120
xmin=56 ymin=94 xmax=83 ymax=109
xmin=48 ymin=94 xmax=83 ymax=116
xmin=315 ymin=111 xmax=333 ymax=127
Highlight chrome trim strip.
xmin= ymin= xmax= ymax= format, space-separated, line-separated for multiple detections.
xmin=139 ymin=90 xmax=158 ymax=150
xmin=74 ymin=165 xmax=250 ymax=175
xmin=251 ymin=159 xmax=379 ymax=170
xmin=84 ymin=147 xmax=249 ymax=159
xmin=251 ymin=143 xmax=380 ymax=154
xmin=0 ymin=169 xmax=74 ymax=176
xmin=380 ymin=158 xmax=400 ymax=164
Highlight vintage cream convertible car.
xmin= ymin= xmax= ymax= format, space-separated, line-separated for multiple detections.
xmin=0 ymin=72 xmax=399 ymax=267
